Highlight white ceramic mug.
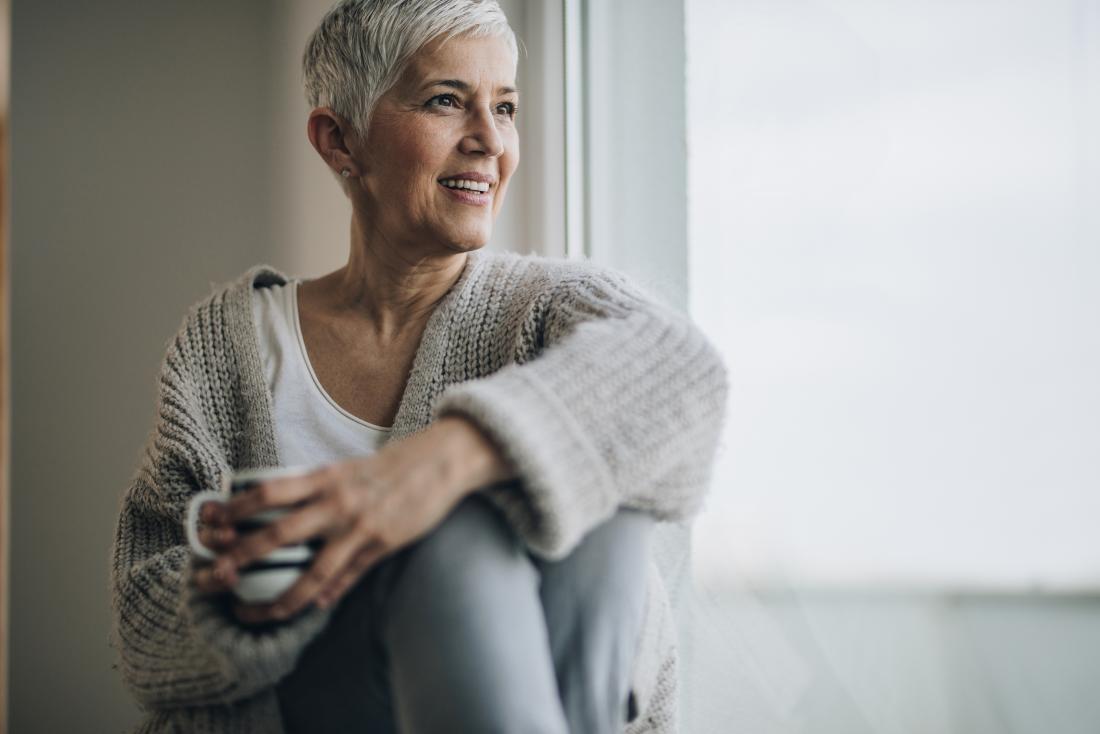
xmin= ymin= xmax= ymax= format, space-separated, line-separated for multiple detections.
xmin=186 ymin=465 xmax=315 ymax=604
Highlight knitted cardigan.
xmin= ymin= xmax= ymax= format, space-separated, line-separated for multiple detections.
xmin=110 ymin=249 xmax=728 ymax=733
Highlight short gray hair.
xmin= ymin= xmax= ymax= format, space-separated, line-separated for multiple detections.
xmin=303 ymin=0 xmax=518 ymax=136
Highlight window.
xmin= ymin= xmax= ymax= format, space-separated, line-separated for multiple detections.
xmin=687 ymin=0 xmax=1100 ymax=589
xmin=581 ymin=1 xmax=1100 ymax=731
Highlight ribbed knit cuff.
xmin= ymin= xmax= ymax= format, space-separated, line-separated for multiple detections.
xmin=180 ymin=565 xmax=333 ymax=702
xmin=433 ymin=365 xmax=619 ymax=561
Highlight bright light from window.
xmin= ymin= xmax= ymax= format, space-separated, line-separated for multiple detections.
xmin=687 ymin=0 xmax=1100 ymax=589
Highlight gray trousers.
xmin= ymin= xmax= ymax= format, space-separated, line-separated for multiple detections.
xmin=276 ymin=493 xmax=653 ymax=734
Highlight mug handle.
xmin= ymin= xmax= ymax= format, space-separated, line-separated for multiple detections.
xmin=186 ymin=490 xmax=230 ymax=560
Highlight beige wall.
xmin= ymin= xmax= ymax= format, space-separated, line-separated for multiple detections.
xmin=9 ymin=1 xmax=538 ymax=730
xmin=12 ymin=1 xmax=280 ymax=730
xmin=269 ymin=0 xmax=352 ymax=277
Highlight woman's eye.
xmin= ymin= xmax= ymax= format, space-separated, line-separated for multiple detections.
xmin=496 ymin=102 xmax=517 ymax=118
xmin=427 ymin=93 xmax=458 ymax=108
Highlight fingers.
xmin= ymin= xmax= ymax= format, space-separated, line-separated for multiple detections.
xmin=199 ymin=459 xmax=401 ymax=618
xmin=232 ymin=600 xmax=282 ymax=626
xmin=265 ymin=537 xmax=368 ymax=619
xmin=224 ymin=467 xmax=334 ymax=524
xmin=192 ymin=502 xmax=237 ymax=594
xmin=197 ymin=524 xmax=236 ymax=551
xmin=216 ymin=500 xmax=345 ymax=577
xmin=228 ymin=541 xmax=386 ymax=625
xmin=191 ymin=562 xmax=238 ymax=595
xmin=316 ymin=544 xmax=390 ymax=608
xmin=200 ymin=500 xmax=228 ymax=525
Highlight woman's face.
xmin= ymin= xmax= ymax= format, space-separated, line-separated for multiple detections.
xmin=351 ymin=32 xmax=519 ymax=254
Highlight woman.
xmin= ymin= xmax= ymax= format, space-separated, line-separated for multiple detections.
xmin=109 ymin=1 xmax=727 ymax=732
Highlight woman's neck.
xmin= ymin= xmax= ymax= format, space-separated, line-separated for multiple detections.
xmin=310 ymin=218 xmax=470 ymax=343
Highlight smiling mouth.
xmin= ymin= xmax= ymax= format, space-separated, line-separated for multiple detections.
xmin=437 ymin=179 xmax=492 ymax=207
xmin=437 ymin=177 xmax=493 ymax=193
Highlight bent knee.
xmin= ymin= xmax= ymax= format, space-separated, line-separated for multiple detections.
xmin=546 ymin=509 xmax=654 ymax=598
xmin=395 ymin=495 xmax=536 ymax=589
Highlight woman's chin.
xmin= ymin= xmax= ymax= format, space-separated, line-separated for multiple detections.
xmin=439 ymin=228 xmax=492 ymax=253
xmin=446 ymin=240 xmax=489 ymax=255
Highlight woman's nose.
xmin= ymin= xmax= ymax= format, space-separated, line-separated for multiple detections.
xmin=459 ymin=108 xmax=504 ymax=158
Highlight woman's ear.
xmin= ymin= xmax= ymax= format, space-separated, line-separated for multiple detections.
xmin=307 ymin=107 xmax=361 ymax=178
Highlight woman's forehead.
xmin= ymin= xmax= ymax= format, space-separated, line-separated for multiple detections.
xmin=401 ymin=34 xmax=517 ymax=91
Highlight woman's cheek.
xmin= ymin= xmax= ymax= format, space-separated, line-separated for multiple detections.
xmin=492 ymin=183 xmax=509 ymax=218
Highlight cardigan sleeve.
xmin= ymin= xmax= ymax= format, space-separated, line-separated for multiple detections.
xmin=432 ymin=262 xmax=729 ymax=560
xmin=109 ymin=324 xmax=332 ymax=710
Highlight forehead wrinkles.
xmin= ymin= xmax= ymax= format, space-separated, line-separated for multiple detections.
xmin=401 ymin=38 xmax=517 ymax=96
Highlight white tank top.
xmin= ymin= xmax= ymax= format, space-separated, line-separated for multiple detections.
xmin=251 ymin=279 xmax=391 ymax=470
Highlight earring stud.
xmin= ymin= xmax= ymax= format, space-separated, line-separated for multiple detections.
xmin=340 ymin=169 xmax=351 ymax=178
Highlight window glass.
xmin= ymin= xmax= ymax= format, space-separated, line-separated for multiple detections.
xmin=687 ymin=0 xmax=1100 ymax=589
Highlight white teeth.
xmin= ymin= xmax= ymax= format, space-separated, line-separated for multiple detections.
xmin=441 ymin=178 xmax=490 ymax=193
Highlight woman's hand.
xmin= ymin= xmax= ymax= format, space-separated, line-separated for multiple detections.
xmin=189 ymin=506 xmax=240 ymax=594
xmin=203 ymin=416 xmax=514 ymax=625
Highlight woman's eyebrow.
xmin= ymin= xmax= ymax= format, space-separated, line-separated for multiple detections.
xmin=421 ymin=79 xmax=518 ymax=95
